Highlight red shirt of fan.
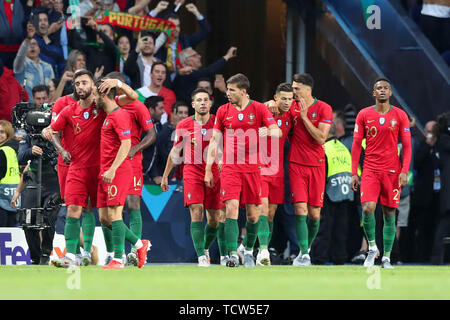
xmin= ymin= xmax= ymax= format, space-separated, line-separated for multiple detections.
xmin=352 ymin=105 xmax=411 ymax=174
xmin=51 ymin=102 xmax=105 ymax=169
xmin=51 ymin=94 xmax=77 ymax=167
xmin=100 ymin=107 xmax=132 ymax=171
xmin=116 ymin=99 xmax=154 ymax=168
xmin=260 ymin=111 xmax=292 ymax=177
xmin=288 ymin=99 xmax=333 ymax=167
xmin=174 ymin=114 xmax=218 ymax=177
xmin=214 ymin=100 xmax=277 ymax=173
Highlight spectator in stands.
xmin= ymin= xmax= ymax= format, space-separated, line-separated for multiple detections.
xmin=173 ymin=46 xmax=237 ymax=105
xmin=32 ymin=9 xmax=65 ymax=77
xmin=137 ymin=62 xmax=177 ymax=123
xmin=196 ymin=75 xmax=228 ymax=115
xmin=14 ymin=23 xmax=55 ymax=99
xmin=80 ymin=0 xmax=120 ymax=18
xmin=151 ymin=1 xmax=212 ymax=81
xmin=0 ymin=58 xmax=29 ymax=122
xmin=124 ymin=31 xmax=160 ymax=89
xmin=420 ymin=0 xmax=450 ymax=54
xmin=0 ymin=120 xmax=20 ymax=227
xmin=117 ymin=34 xmax=131 ymax=73
xmin=32 ymin=84 xmax=50 ymax=109
xmin=53 ymin=49 xmax=86 ymax=98
xmin=52 ymin=0 xmax=69 ymax=59
xmin=127 ymin=0 xmax=153 ymax=16
xmin=48 ymin=78 xmax=60 ymax=102
xmin=0 ymin=0 xmax=29 ymax=69
xmin=142 ymin=96 xmax=165 ymax=184
xmin=33 ymin=0 xmax=64 ymax=45
xmin=156 ymin=101 xmax=189 ymax=167
xmin=68 ymin=18 xmax=118 ymax=78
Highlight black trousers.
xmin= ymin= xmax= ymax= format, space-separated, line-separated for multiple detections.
xmin=420 ymin=14 xmax=450 ymax=54
xmin=21 ymin=184 xmax=59 ymax=265
xmin=0 ymin=207 xmax=17 ymax=227
xmin=311 ymin=199 xmax=350 ymax=264
xmin=430 ymin=213 xmax=450 ymax=265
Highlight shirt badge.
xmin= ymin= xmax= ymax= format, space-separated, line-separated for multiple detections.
xmin=83 ymin=111 xmax=90 ymax=120
xmin=277 ymin=119 xmax=282 ymax=127
xmin=390 ymin=118 xmax=397 ymax=129
xmin=249 ymin=113 xmax=255 ymax=121
xmin=238 ymin=113 xmax=244 ymax=121
xmin=379 ymin=117 xmax=385 ymax=125
xmin=201 ymin=128 xmax=207 ymax=136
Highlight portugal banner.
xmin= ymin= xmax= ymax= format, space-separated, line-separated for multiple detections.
xmin=95 ymin=11 xmax=176 ymax=40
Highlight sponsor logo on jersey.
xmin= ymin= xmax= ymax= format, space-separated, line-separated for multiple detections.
xmin=367 ymin=119 xmax=374 ymax=123
xmin=238 ymin=113 xmax=244 ymax=121
xmin=83 ymin=111 xmax=89 ymax=120
xmin=146 ymin=119 xmax=152 ymax=124
xmin=379 ymin=117 xmax=385 ymax=125
xmin=122 ymin=130 xmax=131 ymax=136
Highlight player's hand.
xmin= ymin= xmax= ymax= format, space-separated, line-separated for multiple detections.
xmin=98 ymin=78 xmax=118 ymax=94
xmin=60 ymin=150 xmax=71 ymax=165
xmin=153 ymin=176 xmax=162 ymax=185
xmin=204 ymin=169 xmax=214 ymax=188
xmin=299 ymin=97 xmax=308 ymax=119
xmin=398 ymin=172 xmax=407 ymax=188
xmin=31 ymin=146 xmax=43 ymax=156
xmin=128 ymin=146 xmax=138 ymax=160
xmin=102 ymin=168 xmax=116 ymax=184
xmin=259 ymin=127 xmax=269 ymax=137
xmin=41 ymin=126 xmax=55 ymax=140
xmin=265 ymin=100 xmax=279 ymax=116
xmin=160 ymin=176 xmax=169 ymax=192
xmin=350 ymin=175 xmax=359 ymax=192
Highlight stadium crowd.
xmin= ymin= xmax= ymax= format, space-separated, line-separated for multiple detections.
xmin=0 ymin=0 xmax=449 ymax=267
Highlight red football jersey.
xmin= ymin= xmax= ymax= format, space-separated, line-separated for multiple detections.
xmin=260 ymin=111 xmax=292 ymax=177
xmin=100 ymin=107 xmax=132 ymax=171
xmin=288 ymin=99 xmax=333 ymax=167
xmin=51 ymin=102 xmax=106 ymax=169
xmin=214 ymin=100 xmax=277 ymax=173
xmin=351 ymin=105 xmax=412 ymax=175
xmin=51 ymin=94 xmax=77 ymax=167
xmin=117 ymin=99 xmax=154 ymax=167
xmin=174 ymin=114 xmax=218 ymax=177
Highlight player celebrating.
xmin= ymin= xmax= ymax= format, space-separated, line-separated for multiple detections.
xmin=205 ymin=73 xmax=281 ymax=268
xmin=288 ymin=73 xmax=333 ymax=267
xmin=350 ymin=78 xmax=411 ymax=269
xmin=94 ymin=78 xmax=151 ymax=269
xmin=161 ymin=88 xmax=222 ymax=267
xmin=237 ymin=82 xmax=293 ymax=266
xmin=102 ymin=72 xmax=156 ymax=266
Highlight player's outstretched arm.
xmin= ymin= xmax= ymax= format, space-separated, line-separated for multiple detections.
xmin=52 ymin=132 xmax=71 ymax=165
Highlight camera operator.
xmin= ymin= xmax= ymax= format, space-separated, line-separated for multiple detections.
xmin=430 ymin=112 xmax=450 ymax=264
xmin=17 ymin=103 xmax=60 ymax=265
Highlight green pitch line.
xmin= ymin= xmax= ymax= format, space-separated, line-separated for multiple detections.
xmin=0 ymin=265 xmax=449 ymax=300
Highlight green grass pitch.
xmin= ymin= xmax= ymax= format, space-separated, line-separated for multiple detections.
xmin=1 ymin=265 xmax=449 ymax=300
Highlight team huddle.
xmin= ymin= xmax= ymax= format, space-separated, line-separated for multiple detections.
xmin=42 ymin=69 xmax=411 ymax=269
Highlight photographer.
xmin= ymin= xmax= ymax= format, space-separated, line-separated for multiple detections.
xmin=430 ymin=112 xmax=450 ymax=264
xmin=17 ymin=104 xmax=60 ymax=265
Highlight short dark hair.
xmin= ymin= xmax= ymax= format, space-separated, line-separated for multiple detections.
xmin=333 ymin=110 xmax=346 ymax=125
xmin=172 ymin=101 xmax=189 ymax=114
xmin=167 ymin=13 xmax=180 ymax=21
xmin=95 ymin=78 xmax=116 ymax=100
xmin=105 ymin=71 xmax=126 ymax=82
xmin=374 ymin=77 xmax=390 ymax=86
xmin=191 ymin=88 xmax=210 ymax=101
xmin=275 ymin=82 xmax=293 ymax=95
xmin=197 ymin=77 xmax=212 ymax=85
xmin=292 ymin=73 xmax=314 ymax=89
xmin=151 ymin=62 xmax=167 ymax=73
xmin=139 ymin=30 xmax=155 ymax=40
xmin=72 ymin=69 xmax=94 ymax=84
xmin=145 ymin=96 xmax=164 ymax=109
xmin=32 ymin=84 xmax=49 ymax=97
xmin=226 ymin=73 xmax=250 ymax=90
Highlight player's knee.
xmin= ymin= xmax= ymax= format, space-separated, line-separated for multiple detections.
xmin=190 ymin=204 xmax=204 ymax=221
xmin=99 ymin=215 xmax=110 ymax=226
xmin=67 ymin=206 xmax=82 ymax=218
xmin=362 ymin=202 xmax=376 ymax=214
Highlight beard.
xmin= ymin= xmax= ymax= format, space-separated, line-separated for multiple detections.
xmin=77 ymin=87 xmax=92 ymax=100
